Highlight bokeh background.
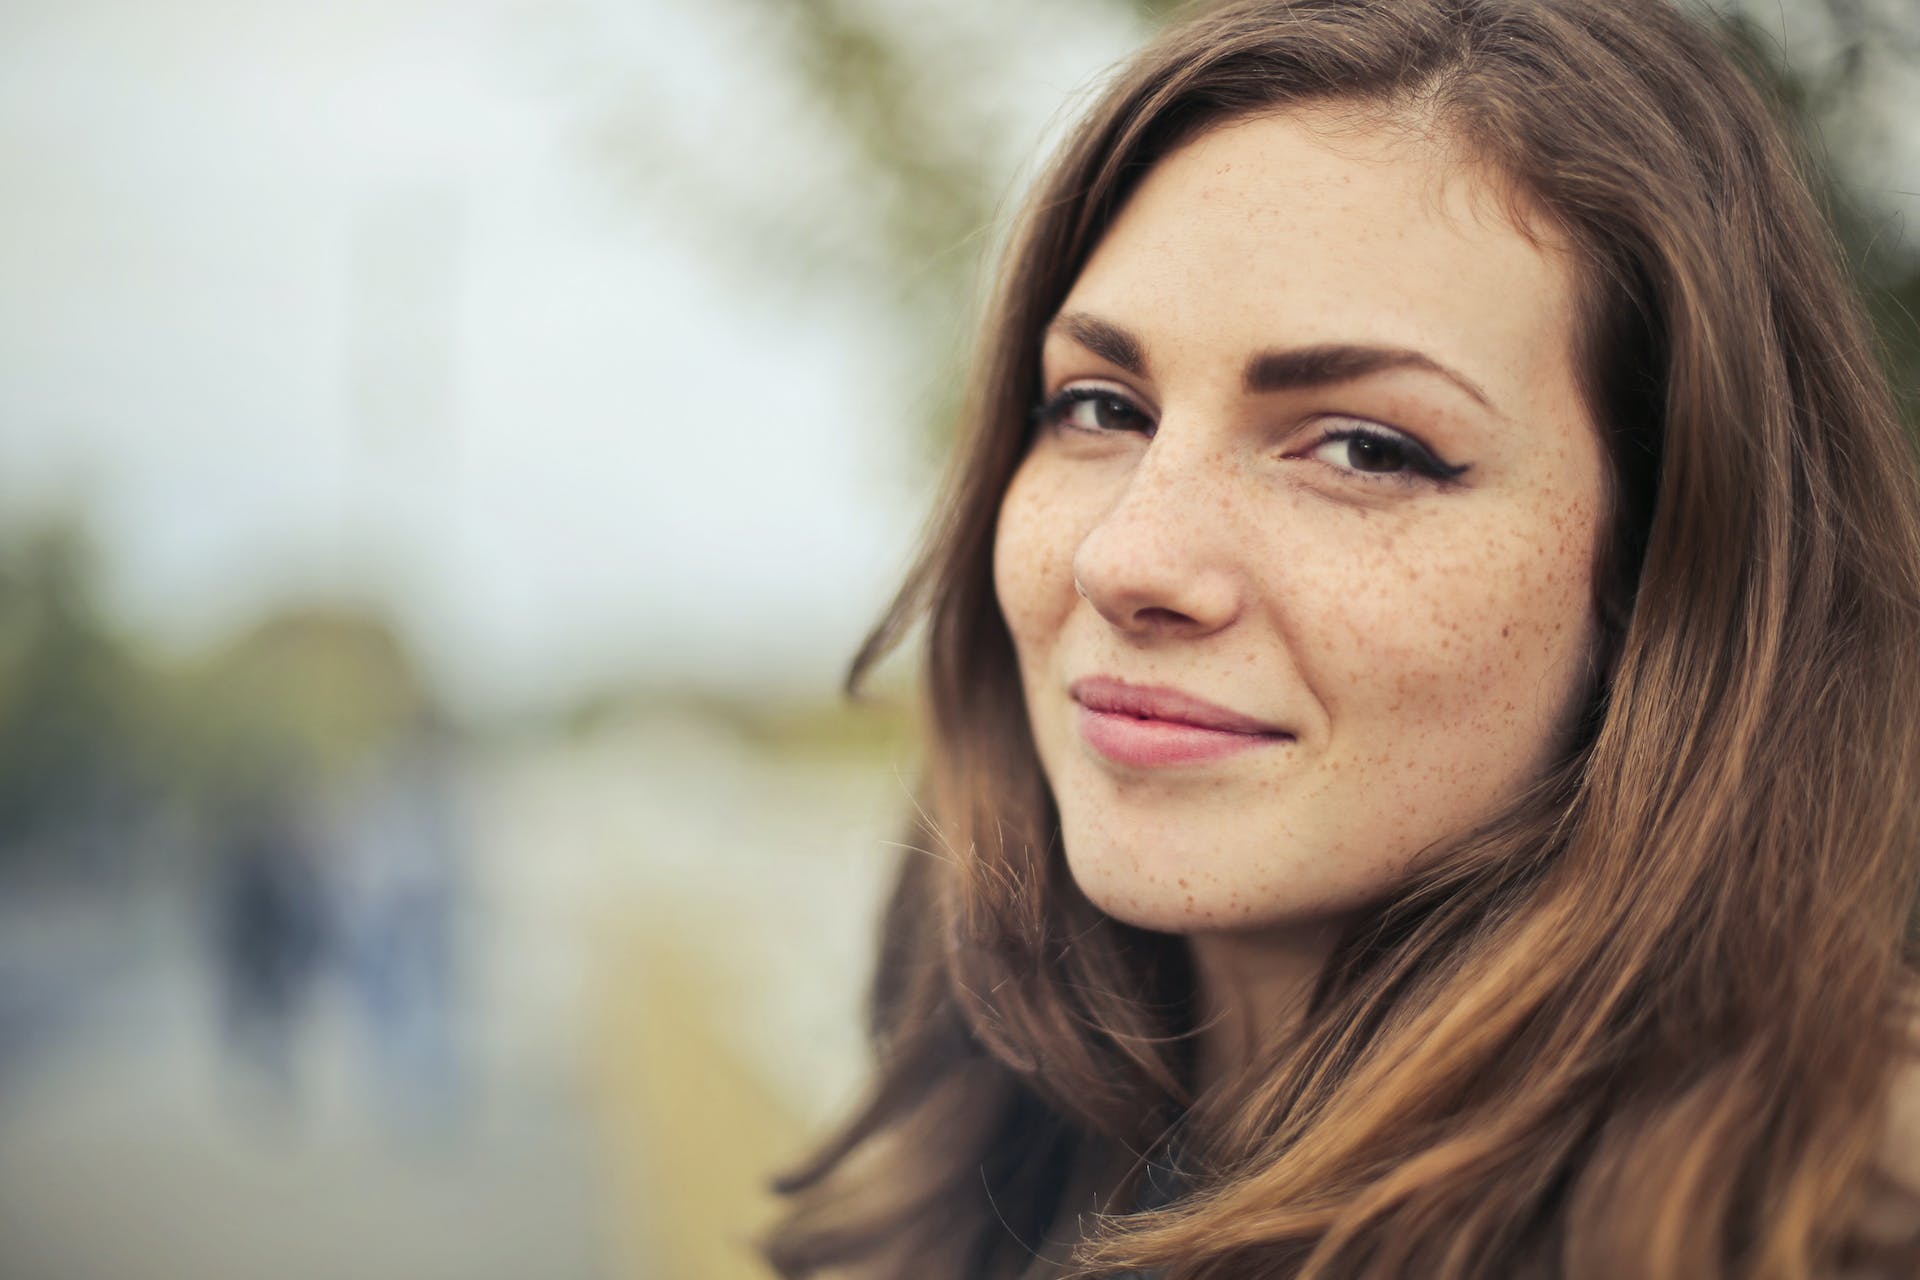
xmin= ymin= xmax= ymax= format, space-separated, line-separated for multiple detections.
xmin=0 ymin=1 xmax=1912 ymax=1277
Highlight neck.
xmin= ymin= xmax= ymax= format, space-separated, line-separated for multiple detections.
xmin=1186 ymin=919 xmax=1346 ymax=1095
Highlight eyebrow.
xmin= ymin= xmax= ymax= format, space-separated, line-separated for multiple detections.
xmin=1051 ymin=311 xmax=1147 ymax=377
xmin=1047 ymin=310 xmax=1500 ymax=415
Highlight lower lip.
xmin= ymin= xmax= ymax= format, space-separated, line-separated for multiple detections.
xmin=1077 ymin=705 xmax=1291 ymax=768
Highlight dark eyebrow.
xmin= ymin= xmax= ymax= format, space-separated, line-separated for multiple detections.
xmin=1048 ymin=311 xmax=1149 ymax=378
xmin=1048 ymin=310 xmax=1499 ymax=416
xmin=1244 ymin=344 xmax=1498 ymax=413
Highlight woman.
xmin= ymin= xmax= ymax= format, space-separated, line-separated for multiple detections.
xmin=766 ymin=0 xmax=1920 ymax=1276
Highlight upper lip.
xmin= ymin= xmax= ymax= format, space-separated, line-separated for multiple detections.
xmin=1070 ymin=676 xmax=1289 ymax=736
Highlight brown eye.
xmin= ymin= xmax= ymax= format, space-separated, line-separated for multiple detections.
xmin=1031 ymin=387 xmax=1152 ymax=436
xmin=1304 ymin=423 xmax=1469 ymax=484
xmin=1341 ymin=434 xmax=1407 ymax=473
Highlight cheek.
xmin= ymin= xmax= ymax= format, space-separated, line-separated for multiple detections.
xmin=992 ymin=459 xmax=1083 ymax=656
xmin=1287 ymin=494 xmax=1602 ymax=765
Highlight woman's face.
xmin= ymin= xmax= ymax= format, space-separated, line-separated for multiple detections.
xmin=993 ymin=107 xmax=1607 ymax=935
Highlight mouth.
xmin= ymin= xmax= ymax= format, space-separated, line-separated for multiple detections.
xmin=1070 ymin=676 xmax=1293 ymax=768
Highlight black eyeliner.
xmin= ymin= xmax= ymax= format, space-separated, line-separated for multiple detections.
xmin=1322 ymin=423 xmax=1471 ymax=482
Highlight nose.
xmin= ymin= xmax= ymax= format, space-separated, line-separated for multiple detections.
xmin=1070 ymin=433 xmax=1245 ymax=639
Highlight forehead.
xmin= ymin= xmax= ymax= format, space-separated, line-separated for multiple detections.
xmin=1060 ymin=107 xmax=1583 ymax=417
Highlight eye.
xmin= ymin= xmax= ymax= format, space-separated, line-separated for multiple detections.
xmin=1030 ymin=385 xmax=1153 ymax=437
xmin=1303 ymin=422 xmax=1469 ymax=485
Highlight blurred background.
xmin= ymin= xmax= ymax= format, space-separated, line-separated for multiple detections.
xmin=0 ymin=1 xmax=1911 ymax=1277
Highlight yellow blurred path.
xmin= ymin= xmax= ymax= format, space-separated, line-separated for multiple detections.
xmin=589 ymin=910 xmax=811 ymax=1280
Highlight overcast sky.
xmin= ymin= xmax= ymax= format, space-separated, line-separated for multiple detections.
xmin=0 ymin=0 xmax=1128 ymax=712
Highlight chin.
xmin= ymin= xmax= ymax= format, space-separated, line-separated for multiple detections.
xmin=1060 ymin=830 xmax=1271 ymax=933
xmin=1056 ymin=819 xmax=1395 ymax=936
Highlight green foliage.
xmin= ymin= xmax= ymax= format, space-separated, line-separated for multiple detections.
xmin=625 ymin=0 xmax=1915 ymax=447
xmin=1715 ymin=0 xmax=1920 ymax=428
xmin=0 ymin=522 xmax=148 ymax=855
xmin=559 ymin=679 xmax=915 ymax=763
xmin=0 ymin=513 xmax=437 ymax=871
xmin=159 ymin=605 xmax=435 ymax=812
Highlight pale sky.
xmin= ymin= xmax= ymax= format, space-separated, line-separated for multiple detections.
xmin=0 ymin=0 xmax=1138 ymax=712
xmin=0 ymin=0 xmax=1908 ymax=714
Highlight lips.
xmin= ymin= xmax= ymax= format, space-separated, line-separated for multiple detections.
xmin=1070 ymin=676 xmax=1292 ymax=768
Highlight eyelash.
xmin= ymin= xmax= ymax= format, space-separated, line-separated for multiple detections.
xmin=1028 ymin=385 xmax=1470 ymax=486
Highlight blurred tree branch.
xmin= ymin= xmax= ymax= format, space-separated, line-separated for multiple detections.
xmin=1715 ymin=0 xmax=1920 ymax=425
xmin=591 ymin=0 xmax=1916 ymax=446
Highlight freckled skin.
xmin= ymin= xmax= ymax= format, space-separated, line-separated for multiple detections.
xmin=992 ymin=109 xmax=1607 ymax=941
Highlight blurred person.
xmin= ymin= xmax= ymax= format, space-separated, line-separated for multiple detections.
xmin=329 ymin=718 xmax=468 ymax=1135
xmin=212 ymin=783 xmax=329 ymax=1109
xmin=764 ymin=1 xmax=1920 ymax=1277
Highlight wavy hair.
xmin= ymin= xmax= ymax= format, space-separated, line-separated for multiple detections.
xmin=764 ymin=1 xmax=1920 ymax=1276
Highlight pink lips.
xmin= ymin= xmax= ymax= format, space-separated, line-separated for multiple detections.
xmin=1070 ymin=676 xmax=1292 ymax=768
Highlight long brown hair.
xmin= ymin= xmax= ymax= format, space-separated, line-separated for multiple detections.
xmin=764 ymin=1 xmax=1920 ymax=1276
